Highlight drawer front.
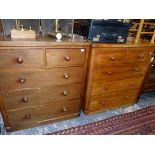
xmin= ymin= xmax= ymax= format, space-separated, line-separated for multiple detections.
xmin=0 ymin=49 xmax=44 ymax=68
xmin=7 ymin=99 xmax=80 ymax=131
xmin=127 ymin=47 xmax=152 ymax=64
xmin=46 ymin=48 xmax=86 ymax=67
xmin=0 ymin=67 xmax=83 ymax=91
xmin=94 ymin=48 xmax=127 ymax=67
xmin=88 ymin=89 xmax=139 ymax=113
xmin=3 ymin=83 xmax=82 ymax=110
xmin=93 ymin=64 xmax=147 ymax=82
xmin=92 ymin=77 xmax=144 ymax=96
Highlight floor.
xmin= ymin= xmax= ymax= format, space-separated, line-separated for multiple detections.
xmin=0 ymin=92 xmax=155 ymax=135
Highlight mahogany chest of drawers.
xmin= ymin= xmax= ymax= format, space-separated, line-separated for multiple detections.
xmin=83 ymin=43 xmax=155 ymax=114
xmin=0 ymin=38 xmax=90 ymax=131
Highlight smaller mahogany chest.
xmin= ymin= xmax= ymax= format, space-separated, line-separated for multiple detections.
xmin=83 ymin=43 xmax=155 ymax=114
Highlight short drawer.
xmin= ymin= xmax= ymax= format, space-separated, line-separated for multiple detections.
xmin=92 ymin=77 xmax=144 ymax=96
xmin=88 ymin=89 xmax=139 ymax=113
xmin=46 ymin=48 xmax=86 ymax=67
xmin=127 ymin=47 xmax=152 ymax=64
xmin=94 ymin=48 xmax=127 ymax=67
xmin=7 ymin=99 xmax=80 ymax=131
xmin=3 ymin=83 xmax=82 ymax=110
xmin=0 ymin=67 xmax=83 ymax=91
xmin=0 ymin=49 xmax=44 ymax=68
xmin=93 ymin=64 xmax=147 ymax=82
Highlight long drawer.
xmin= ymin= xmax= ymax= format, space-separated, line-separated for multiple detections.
xmin=7 ymin=99 xmax=80 ymax=131
xmin=3 ymin=83 xmax=81 ymax=110
xmin=92 ymin=77 xmax=144 ymax=96
xmin=93 ymin=64 xmax=147 ymax=82
xmin=88 ymin=89 xmax=139 ymax=113
xmin=46 ymin=48 xmax=86 ymax=67
xmin=0 ymin=67 xmax=83 ymax=91
xmin=0 ymin=49 xmax=44 ymax=68
xmin=94 ymin=47 xmax=152 ymax=68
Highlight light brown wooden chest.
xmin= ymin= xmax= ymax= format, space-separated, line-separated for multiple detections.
xmin=0 ymin=46 xmax=89 ymax=131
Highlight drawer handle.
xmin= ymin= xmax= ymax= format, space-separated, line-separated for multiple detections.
xmin=101 ymin=101 xmax=105 ymax=105
xmin=104 ymin=86 xmax=109 ymax=91
xmin=107 ymin=71 xmax=112 ymax=75
xmin=138 ymin=55 xmax=144 ymax=59
xmin=133 ymin=68 xmax=139 ymax=72
xmin=23 ymin=97 xmax=29 ymax=103
xmin=129 ymin=83 xmax=134 ymax=87
xmin=124 ymin=96 xmax=130 ymax=100
xmin=16 ymin=57 xmax=24 ymax=64
xmin=63 ymin=90 xmax=68 ymax=96
xmin=25 ymin=114 xmax=31 ymax=119
xmin=110 ymin=57 xmax=115 ymax=61
xmin=64 ymin=56 xmax=70 ymax=61
xmin=19 ymin=77 xmax=26 ymax=83
xmin=64 ymin=73 xmax=69 ymax=79
xmin=62 ymin=106 xmax=67 ymax=112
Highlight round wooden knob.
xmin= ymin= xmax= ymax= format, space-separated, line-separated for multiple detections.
xmin=138 ymin=55 xmax=144 ymax=59
xmin=124 ymin=96 xmax=130 ymax=100
xmin=64 ymin=56 xmax=70 ymax=61
xmin=64 ymin=73 xmax=69 ymax=79
xmin=104 ymin=86 xmax=109 ymax=91
xmin=62 ymin=107 xmax=67 ymax=112
xmin=107 ymin=71 xmax=112 ymax=75
xmin=133 ymin=68 xmax=139 ymax=72
xmin=25 ymin=114 xmax=31 ymax=119
xmin=63 ymin=90 xmax=68 ymax=96
xmin=101 ymin=101 xmax=105 ymax=105
xmin=129 ymin=83 xmax=134 ymax=87
xmin=23 ymin=97 xmax=29 ymax=103
xmin=16 ymin=57 xmax=23 ymax=64
xmin=110 ymin=57 xmax=115 ymax=61
xmin=19 ymin=77 xmax=26 ymax=83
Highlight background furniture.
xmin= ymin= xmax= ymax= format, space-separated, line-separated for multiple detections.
xmin=129 ymin=19 xmax=155 ymax=43
xmin=0 ymin=20 xmax=4 ymax=36
xmin=143 ymin=52 xmax=155 ymax=92
xmin=129 ymin=19 xmax=155 ymax=92
xmin=83 ymin=43 xmax=154 ymax=114
xmin=0 ymin=37 xmax=90 ymax=131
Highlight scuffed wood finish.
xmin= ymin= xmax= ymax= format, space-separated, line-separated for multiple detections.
xmin=0 ymin=67 xmax=83 ymax=91
xmin=83 ymin=44 xmax=154 ymax=115
xmin=0 ymin=39 xmax=89 ymax=131
xmin=7 ymin=99 xmax=80 ymax=131
xmin=3 ymin=83 xmax=81 ymax=110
